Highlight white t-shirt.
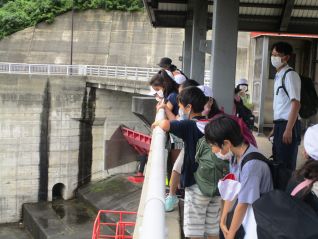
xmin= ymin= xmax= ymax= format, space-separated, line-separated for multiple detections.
xmin=273 ymin=65 xmax=301 ymax=121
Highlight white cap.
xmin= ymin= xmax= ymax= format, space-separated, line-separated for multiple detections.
xmin=197 ymin=85 xmax=213 ymax=98
xmin=164 ymin=70 xmax=175 ymax=81
xmin=174 ymin=74 xmax=186 ymax=84
xmin=236 ymin=78 xmax=248 ymax=87
xmin=148 ymin=86 xmax=157 ymax=96
xmin=304 ymin=124 xmax=318 ymax=160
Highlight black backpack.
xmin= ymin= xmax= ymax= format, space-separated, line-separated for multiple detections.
xmin=241 ymin=152 xmax=291 ymax=190
xmin=278 ymin=69 xmax=318 ymax=119
xmin=234 ymin=99 xmax=255 ymax=130
xmin=252 ymin=189 xmax=318 ymax=239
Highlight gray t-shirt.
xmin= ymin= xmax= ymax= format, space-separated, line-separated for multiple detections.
xmin=230 ymin=144 xmax=273 ymax=204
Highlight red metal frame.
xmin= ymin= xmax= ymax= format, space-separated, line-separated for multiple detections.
xmin=92 ymin=210 xmax=137 ymax=239
xmin=121 ymin=127 xmax=151 ymax=155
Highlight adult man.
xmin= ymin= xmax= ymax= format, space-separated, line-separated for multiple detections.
xmin=270 ymin=42 xmax=301 ymax=189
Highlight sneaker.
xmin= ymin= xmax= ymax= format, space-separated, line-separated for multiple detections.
xmin=165 ymin=195 xmax=179 ymax=212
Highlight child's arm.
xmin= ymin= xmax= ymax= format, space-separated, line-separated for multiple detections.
xmin=152 ymin=119 xmax=187 ymax=140
xmin=220 ymin=199 xmax=234 ymax=237
xmin=227 ymin=203 xmax=249 ymax=239
xmin=164 ymin=103 xmax=177 ymax=120
xmin=156 ymin=100 xmax=177 ymax=121
xmin=151 ymin=120 xmax=170 ymax=131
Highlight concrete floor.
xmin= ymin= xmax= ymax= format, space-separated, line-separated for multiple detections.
xmin=0 ymin=223 xmax=32 ymax=239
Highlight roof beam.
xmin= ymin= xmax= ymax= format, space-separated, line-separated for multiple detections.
xmin=239 ymin=3 xmax=283 ymax=9
xmin=151 ymin=0 xmax=158 ymax=8
xmin=158 ymin=0 xmax=187 ymax=3
xmin=280 ymin=0 xmax=295 ymax=31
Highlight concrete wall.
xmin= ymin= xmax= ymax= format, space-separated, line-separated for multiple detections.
xmin=0 ymin=10 xmax=251 ymax=79
xmin=91 ymin=89 xmax=150 ymax=181
xmin=0 ymin=74 xmax=147 ymax=223
xmin=0 ymin=10 xmax=184 ymax=68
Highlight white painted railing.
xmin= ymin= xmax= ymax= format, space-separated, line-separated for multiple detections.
xmin=134 ymin=108 xmax=167 ymax=239
xmin=0 ymin=62 xmax=211 ymax=84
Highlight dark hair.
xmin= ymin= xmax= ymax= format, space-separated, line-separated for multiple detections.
xmin=234 ymin=84 xmax=248 ymax=94
xmin=271 ymin=42 xmax=293 ymax=56
xmin=169 ymin=64 xmax=177 ymax=72
xmin=205 ymin=115 xmax=244 ymax=147
xmin=149 ymin=70 xmax=178 ymax=97
xmin=181 ymin=79 xmax=200 ymax=88
xmin=293 ymin=159 xmax=318 ymax=196
xmin=178 ymin=86 xmax=207 ymax=113
xmin=207 ymin=98 xmax=222 ymax=118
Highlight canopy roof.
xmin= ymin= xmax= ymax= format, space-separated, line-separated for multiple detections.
xmin=143 ymin=0 xmax=318 ymax=34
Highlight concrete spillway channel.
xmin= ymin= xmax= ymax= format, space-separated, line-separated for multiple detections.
xmin=0 ymin=175 xmax=142 ymax=239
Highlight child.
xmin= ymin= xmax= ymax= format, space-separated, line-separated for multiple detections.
xmin=153 ymin=86 xmax=220 ymax=239
xmin=286 ymin=124 xmax=318 ymax=214
xmin=149 ymin=70 xmax=179 ymax=117
xmin=205 ymin=115 xmax=273 ymax=239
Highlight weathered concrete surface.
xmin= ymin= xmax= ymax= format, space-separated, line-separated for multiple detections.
xmin=0 ymin=10 xmax=184 ymax=68
xmin=0 ymin=74 xmax=148 ymax=223
xmin=0 ymin=10 xmax=251 ymax=81
xmin=23 ymin=200 xmax=98 ymax=239
xmin=78 ymin=175 xmax=142 ymax=213
xmin=0 ymin=223 xmax=32 ymax=239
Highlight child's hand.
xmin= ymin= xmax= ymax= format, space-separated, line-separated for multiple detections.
xmin=151 ymin=120 xmax=170 ymax=131
xmin=156 ymin=100 xmax=166 ymax=111
xmin=220 ymin=221 xmax=229 ymax=238
xmin=151 ymin=121 xmax=160 ymax=129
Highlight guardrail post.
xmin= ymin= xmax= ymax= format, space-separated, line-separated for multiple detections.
xmin=125 ymin=66 xmax=127 ymax=78
xmin=115 ymin=66 xmax=118 ymax=77
xmin=48 ymin=65 xmax=51 ymax=75
xmin=135 ymin=67 xmax=138 ymax=80
xmin=28 ymin=65 xmax=31 ymax=74
xmin=98 ymin=66 xmax=101 ymax=77
xmin=8 ymin=63 xmax=11 ymax=73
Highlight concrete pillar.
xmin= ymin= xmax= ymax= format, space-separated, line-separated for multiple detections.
xmin=258 ymin=36 xmax=270 ymax=133
xmin=183 ymin=22 xmax=192 ymax=77
xmin=210 ymin=0 xmax=239 ymax=113
xmin=190 ymin=0 xmax=207 ymax=84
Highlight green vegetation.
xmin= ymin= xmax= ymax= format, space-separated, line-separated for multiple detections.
xmin=0 ymin=0 xmax=143 ymax=39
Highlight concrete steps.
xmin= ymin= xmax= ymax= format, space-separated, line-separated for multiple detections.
xmin=21 ymin=174 xmax=142 ymax=239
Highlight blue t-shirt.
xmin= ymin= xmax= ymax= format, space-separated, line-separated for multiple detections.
xmin=169 ymin=117 xmax=205 ymax=188
xmin=166 ymin=92 xmax=179 ymax=116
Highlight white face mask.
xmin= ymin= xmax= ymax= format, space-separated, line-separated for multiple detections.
xmin=178 ymin=108 xmax=189 ymax=120
xmin=156 ymin=89 xmax=164 ymax=98
xmin=239 ymin=85 xmax=248 ymax=93
xmin=271 ymin=56 xmax=284 ymax=69
xmin=216 ymin=150 xmax=233 ymax=161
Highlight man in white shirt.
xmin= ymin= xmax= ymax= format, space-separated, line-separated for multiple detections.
xmin=270 ymin=42 xmax=302 ymax=190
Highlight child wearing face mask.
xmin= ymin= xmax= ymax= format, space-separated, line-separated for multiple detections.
xmin=234 ymin=78 xmax=253 ymax=111
xmin=152 ymin=86 xmax=221 ymax=239
xmin=149 ymin=70 xmax=179 ymax=118
xmin=205 ymin=115 xmax=273 ymax=239
xmin=164 ymin=83 xmax=222 ymax=213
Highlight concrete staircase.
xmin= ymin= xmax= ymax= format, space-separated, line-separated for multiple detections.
xmin=21 ymin=174 xmax=142 ymax=239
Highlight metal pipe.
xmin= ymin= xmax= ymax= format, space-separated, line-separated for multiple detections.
xmin=137 ymin=108 xmax=167 ymax=239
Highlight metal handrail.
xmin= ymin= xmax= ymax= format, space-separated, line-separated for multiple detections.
xmin=0 ymin=62 xmax=211 ymax=83
xmin=134 ymin=108 xmax=167 ymax=239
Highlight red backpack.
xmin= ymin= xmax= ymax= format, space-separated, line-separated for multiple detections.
xmin=210 ymin=113 xmax=257 ymax=148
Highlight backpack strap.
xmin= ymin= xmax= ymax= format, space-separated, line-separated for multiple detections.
xmin=291 ymin=179 xmax=313 ymax=197
xmin=241 ymin=152 xmax=268 ymax=170
xmin=275 ymin=68 xmax=294 ymax=98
